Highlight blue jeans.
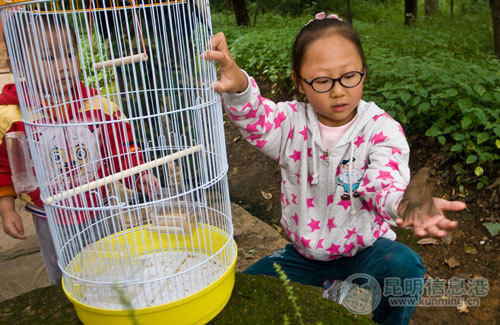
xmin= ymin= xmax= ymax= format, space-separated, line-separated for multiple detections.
xmin=243 ymin=238 xmax=426 ymax=325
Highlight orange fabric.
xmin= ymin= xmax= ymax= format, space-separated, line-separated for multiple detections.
xmin=0 ymin=185 xmax=16 ymax=197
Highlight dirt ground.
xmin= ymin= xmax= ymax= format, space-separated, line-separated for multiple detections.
xmin=222 ymin=92 xmax=500 ymax=325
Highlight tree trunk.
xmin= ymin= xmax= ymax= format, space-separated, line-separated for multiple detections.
xmin=492 ymin=0 xmax=500 ymax=58
xmin=425 ymin=0 xmax=439 ymax=16
xmin=344 ymin=0 xmax=353 ymax=25
xmin=405 ymin=0 xmax=418 ymax=25
xmin=231 ymin=0 xmax=250 ymax=26
xmin=450 ymin=0 xmax=454 ymax=17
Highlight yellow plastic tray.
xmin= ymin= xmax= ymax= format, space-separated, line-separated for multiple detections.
xmin=63 ymin=226 xmax=237 ymax=325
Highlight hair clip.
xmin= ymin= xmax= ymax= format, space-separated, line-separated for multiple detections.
xmin=305 ymin=12 xmax=343 ymax=26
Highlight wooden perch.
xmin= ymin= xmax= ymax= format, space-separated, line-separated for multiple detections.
xmin=93 ymin=53 xmax=148 ymax=70
xmin=44 ymin=144 xmax=203 ymax=205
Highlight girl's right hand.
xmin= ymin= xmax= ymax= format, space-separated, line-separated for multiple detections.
xmin=202 ymin=32 xmax=248 ymax=94
xmin=1 ymin=210 xmax=27 ymax=240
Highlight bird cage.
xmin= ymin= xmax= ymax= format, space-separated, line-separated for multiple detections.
xmin=0 ymin=0 xmax=236 ymax=323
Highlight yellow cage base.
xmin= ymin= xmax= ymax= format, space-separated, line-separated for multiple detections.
xmin=62 ymin=226 xmax=237 ymax=325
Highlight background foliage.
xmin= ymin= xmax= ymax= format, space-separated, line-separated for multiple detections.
xmin=211 ymin=0 xmax=499 ymax=190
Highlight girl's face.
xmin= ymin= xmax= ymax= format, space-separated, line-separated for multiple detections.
xmin=31 ymin=26 xmax=80 ymax=102
xmin=295 ymin=35 xmax=364 ymax=127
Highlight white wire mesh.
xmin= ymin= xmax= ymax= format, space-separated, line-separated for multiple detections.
xmin=1 ymin=0 xmax=234 ymax=310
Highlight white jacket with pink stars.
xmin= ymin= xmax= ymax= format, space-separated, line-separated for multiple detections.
xmin=222 ymin=73 xmax=410 ymax=261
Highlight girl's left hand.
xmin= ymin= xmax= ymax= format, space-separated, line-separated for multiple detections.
xmin=137 ymin=173 xmax=160 ymax=197
xmin=395 ymin=198 xmax=465 ymax=238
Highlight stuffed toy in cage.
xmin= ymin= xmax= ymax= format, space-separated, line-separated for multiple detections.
xmin=0 ymin=0 xmax=236 ymax=323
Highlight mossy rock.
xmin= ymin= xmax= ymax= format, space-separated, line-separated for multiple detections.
xmin=0 ymin=273 xmax=374 ymax=324
xmin=211 ymin=273 xmax=374 ymax=324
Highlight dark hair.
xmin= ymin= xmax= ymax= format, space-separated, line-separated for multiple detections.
xmin=292 ymin=17 xmax=367 ymax=82
xmin=4 ymin=14 xmax=77 ymax=58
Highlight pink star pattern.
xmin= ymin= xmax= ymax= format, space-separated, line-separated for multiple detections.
xmin=385 ymin=159 xmax=399 ymax=171
xmin=264 ymin=121 xmax=273 ymax=133
xmin=362 ymin=175 xmax=370 ymax=187
xmin=307 ymin=173 xmax=313 ymax=185
xmin=227 ymin=111 xmax=241 ymax=121
xmin=243 ymin=108 xmax=257 ymax=119
xmin=371 ymin=131 xmax=388 ymax=145
xmin=307 ymin=218 xmax=320 ymax=232
xmin=291 ymin=213 xmax=299 ymax=225
xmin=343 ymin=242 xmax=355 ymax=254
xmin=320 ymin=152 xmax=326 ymax=161
xmin=256 ymin=140 xmax=267 ymax=148
xmin=376 ymin=170 xmax=394 ymax=181
xmin=361 ymin=198 xmax=374 ymax=212
xmin=285 ymin=198 xmax=290 ymax=206
xmin=373 ymin=112 xmax=392 ymax=122
xmin=338 ymin=199 xmax=352 ymax=210
xmin=373 ymin=214 xmax=384 ymax=226
xmin=307 ymin=147 xmax=312 ymax=157
xmin=357 ymin=235 xmax=365 ymax=246
xmin=317 ymin=238 xmax=324 ymax=249
xmin=289 ymin=150 xmax=301 ymax=162
xmin=274 ymin=111 xmax=286 ymax=129
xmin=344 ymin=228 xmax=356 ymax=239
xmin=326 ymin=243 xmax=341 ymax=256
xmin=291 ymin=193 xmax=297 ymax=205
xmin=327 ymin=195 xmax=334 ymax=206
xmin=354 ymin=135 xmax=365 ymax=147
xmin=336 ymin=166 xmax=341 ymax=176
xmin=245 ymin=122 xmax=258 ymax=133
xmin=294 ymin=232 xmax=299 ymax=242
xmin=281 ymin=193 xmax=284 ymax=202
xmin=289 ymin=103 xmax=298 ymax=112
xmin=242 ymin=101 xmax=253 ymax=111
xmin=250 ymin=78 xmax=257 ymax=88
xmin=247 ymin=134 xmax=261 ymax=141
xmin=327 ymin=218 xmax=336 ymax=231
xmin=391 ymin=147 xmax=402 ymax=155
xmin=381 ymin=182 xmax=391 ymax=189
xmin=295 ymin=173 xmax=301 ymax=184
xmin=365 ymin=186 xmax=376 ymax=193
xmin=300 ymin=236 xmax=311 ymax=249
xmin=306 ymin=198 xmax=315 ymax=208
xmin=264 ymin=104 xmax=273 ymax=117
xmin=299 ymin=126 xmax=308 ymax=140
xmin=288 ymin=128 xmax=294 ymax=140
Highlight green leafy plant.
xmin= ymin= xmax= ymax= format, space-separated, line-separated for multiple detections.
xmin=212 ymin=2 xmax=498 ymax=190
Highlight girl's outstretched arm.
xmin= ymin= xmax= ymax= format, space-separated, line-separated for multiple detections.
xmin=395 ymin=198 xmax=465 ymax=238
xmin=203 ymin=32 xmax=248 ymax=94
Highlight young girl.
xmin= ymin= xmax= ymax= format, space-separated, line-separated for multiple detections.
xmin=204 ymin=13 xmax=465 ymax=324
xmin=0 ymin=16 xmax=158 ymax=284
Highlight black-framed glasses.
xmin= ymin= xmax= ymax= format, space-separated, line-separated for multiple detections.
xmin=301 ymin=71 xmax=365 ymax=93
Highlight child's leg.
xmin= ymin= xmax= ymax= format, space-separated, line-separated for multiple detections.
xmin=323 ymin=238 xmax=426 ymax=325
xmin=243 ymin=244 xmax=336 ymax=286
xmin=32 ymin=215 xmax=62 ymax=285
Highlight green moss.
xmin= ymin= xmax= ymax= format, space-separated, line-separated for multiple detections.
xmin=0 ymin=274 xmax=374 ymax=324
xmin=210 ymin=273 xmax=374 ymax=325
xmin=0 ymin=285 xmax=80 ymax=324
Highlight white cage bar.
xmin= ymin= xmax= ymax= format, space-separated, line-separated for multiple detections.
xmin=1 ymin=0 xmax=235 ymax=322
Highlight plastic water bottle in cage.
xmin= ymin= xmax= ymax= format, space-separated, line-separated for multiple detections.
xmin=5 ymin=131 xmax=37 ymax=193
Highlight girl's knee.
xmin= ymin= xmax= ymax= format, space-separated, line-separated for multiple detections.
xmin=383 ymin=245 xmax=426 ymax=280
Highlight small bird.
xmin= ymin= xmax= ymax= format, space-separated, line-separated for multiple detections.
xmin=400 ymin=167 xmax=440 ymax=225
